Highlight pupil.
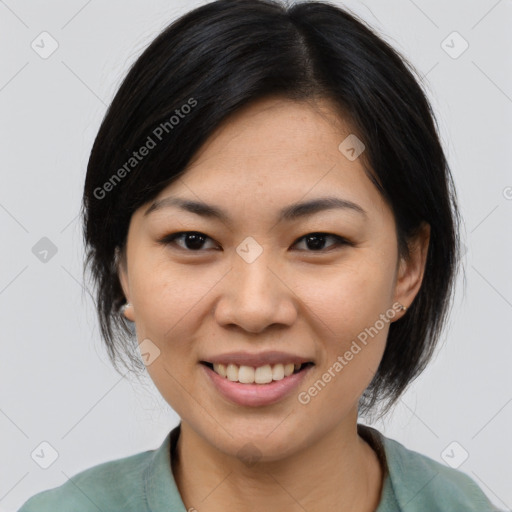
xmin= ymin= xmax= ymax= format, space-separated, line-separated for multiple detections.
xmin=183 ymin=234 xmax=328 ymax=251
xmin=306 ymin=234 xmax=325 ymax=250
xmin=186 ymin=233 xmax=204 ymax=250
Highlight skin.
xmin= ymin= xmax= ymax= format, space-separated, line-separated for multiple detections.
xmin=118 ymin=95 xmax=430 ymax=511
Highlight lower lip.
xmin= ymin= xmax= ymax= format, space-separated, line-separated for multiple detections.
xmin=201 ymin=364 xmax=313 ymax=407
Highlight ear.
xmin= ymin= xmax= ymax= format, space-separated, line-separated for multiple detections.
xmin=393 ymin=222 xmax=430 ymax=317
xmin=116 ymin=247 xmax=135 ymax=322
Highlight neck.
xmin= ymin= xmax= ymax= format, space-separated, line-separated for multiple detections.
xmin=172 ymin=411 xmax=383 ymax=512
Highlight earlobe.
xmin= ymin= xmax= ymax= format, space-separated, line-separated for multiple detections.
xmin=121 ymin=302 xmax=135 ymax=322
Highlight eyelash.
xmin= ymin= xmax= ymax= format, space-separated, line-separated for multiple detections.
xmin=158 ymin=231 xmax=352 ymax=253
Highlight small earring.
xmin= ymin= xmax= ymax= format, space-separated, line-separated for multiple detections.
xmin=121 ymin=302 xmax=132 ymax=314
xmin=399 ymin=303 xmax=408 ymax=312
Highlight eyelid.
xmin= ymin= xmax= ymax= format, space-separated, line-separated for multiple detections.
xmin=159 ymin=231 xmax=221 ymax=251
xmin=158 ymin=231 xmax=352 ymax=252
xmin=292 ymin=233 xmax=352 ymax=251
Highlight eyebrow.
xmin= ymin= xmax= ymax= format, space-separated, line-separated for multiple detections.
xmin=144 ymin=195 xmax=368 ymax=223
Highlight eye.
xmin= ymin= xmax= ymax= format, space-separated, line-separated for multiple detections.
xmin=158 ymin=231 xmax=352 ymax=253
xmin=292 ymin=232 xmax=351 ymax=252
xmin=158 ymin=231 xmax=220 ymax=251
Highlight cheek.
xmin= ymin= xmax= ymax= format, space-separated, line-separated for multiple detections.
xmin=130 ymin=258 xmax=217 ymax=339
xmin=294 ymin=256 xmax=395 ymax=338
xmin=296 ymin=300 xmax=391 ymax=419
xmin=293 ymin=257 xmax=393 ymax=399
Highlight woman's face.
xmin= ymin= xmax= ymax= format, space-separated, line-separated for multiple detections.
xmin=118 ymin=96 xmax=428 ymax=461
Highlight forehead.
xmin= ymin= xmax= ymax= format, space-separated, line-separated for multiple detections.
xmin=140 ymin=96 xmax=391 ymax=226
xmin=185 ymin=96 xmax=355 ymax=177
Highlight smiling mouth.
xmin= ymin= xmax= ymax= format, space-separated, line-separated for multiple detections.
xmin=200 ymin=361 xmax=314 ymax=384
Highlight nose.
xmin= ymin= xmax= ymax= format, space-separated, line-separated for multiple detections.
xmin=213 ymin=251 xmax=298 ymax=334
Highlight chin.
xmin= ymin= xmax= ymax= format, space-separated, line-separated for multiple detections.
xmin=203 ymin=418 xmax=309 ymax=463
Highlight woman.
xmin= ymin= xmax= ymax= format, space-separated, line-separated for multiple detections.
xmin=18 ymin=0 xmax=502 ymax=510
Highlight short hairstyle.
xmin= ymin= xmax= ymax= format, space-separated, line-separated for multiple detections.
xmin=81 ymin=0 xmax=463 ymax=417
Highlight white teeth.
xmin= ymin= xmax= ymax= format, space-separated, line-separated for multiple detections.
xmin=238 ymin=365 xmax=255 ymax=384
xmin=254 ymin=365 xmax=273 ymax=384
xmin=272 ymin=363 xmax=284 ymax=380
xmin=215 ymin=363 xmax=227 ymax=378
xmin=284 ymin=363 xmax=294 ymax=377
xmin=226 ymin=363 xmax=239 ymax=381
xmin=211 ymin=362 xmax=306 ymax=384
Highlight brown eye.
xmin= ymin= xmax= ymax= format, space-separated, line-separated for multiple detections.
xmin=292 ymin=233 xmax=351 ymax=252
xmin=158 ymin=231 xmax=351 ymax=253
xmin=159 ymin=231 xmax=220 ymax=251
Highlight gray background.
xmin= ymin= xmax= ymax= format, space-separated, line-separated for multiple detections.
xmin=1 ymin=0 xmax=511 ymax=510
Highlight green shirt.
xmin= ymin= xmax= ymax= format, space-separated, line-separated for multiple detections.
xmin=18 ymin=423 xmax=502 ymax=511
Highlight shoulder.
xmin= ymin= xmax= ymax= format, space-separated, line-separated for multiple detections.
xmin=17 ymin=445 xmax=159 ymax=512
xmin=379 ymin=432 xmax=503 ymax=511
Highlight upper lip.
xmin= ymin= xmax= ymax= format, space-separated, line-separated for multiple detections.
xmin=201 ymin=350 xmax=314 ymax=367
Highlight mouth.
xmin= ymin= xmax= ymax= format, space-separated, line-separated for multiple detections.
xmin=200 ymin=360 xmax=315 ymax=407
xmin=200 ymin=361 xmax=315 ymax=385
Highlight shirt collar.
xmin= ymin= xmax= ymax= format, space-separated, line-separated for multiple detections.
xmin=145 ymin=424 xmax=187 ymax=512
xmin=145 ymin=422 xmax=398 ymax=512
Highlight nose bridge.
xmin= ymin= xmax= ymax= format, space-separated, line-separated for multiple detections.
xmin=236 ymin=248 xmax=276 ymax=301
xmin=215 ymin=237 xmax=296 ymax=332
